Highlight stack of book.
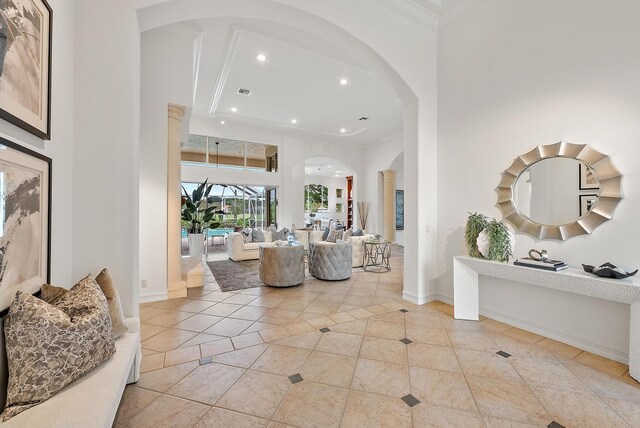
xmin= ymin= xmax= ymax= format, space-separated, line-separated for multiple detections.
xmin=514 ymin=257 xmax=568 ymax=271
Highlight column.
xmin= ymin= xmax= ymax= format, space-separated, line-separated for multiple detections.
xmin=167 ymin=104 xmax=186 ymax=299
xmin=382 ymin=169 xmax=397 ymax=242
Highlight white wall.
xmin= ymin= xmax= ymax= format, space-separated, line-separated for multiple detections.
xmin=0 ymin=0 xmax=75 ymax=287
xmin=139 ymin=28 xmax=196 ymax=301
xmin=437 ymin=0 xmax=640 ymax=362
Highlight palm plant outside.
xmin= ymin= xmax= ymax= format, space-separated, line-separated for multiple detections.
xmin=181 ymin=179 xmax=223 ymax=234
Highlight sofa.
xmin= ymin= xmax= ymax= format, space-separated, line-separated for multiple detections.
xmin=227 ymin=230 xmax=310 ymax=261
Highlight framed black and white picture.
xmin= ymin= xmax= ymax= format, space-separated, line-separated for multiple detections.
xmin=0 ymin=137 xmax=51 ymax=312
xmin=579 ymin=163 xmax=599 ymax=190
xmin=0 ymin=0 xmax=53 ymax=140
xmin=579 ymin=194 xmax=598 ymax=217
xmin=395 ymin=190 xmax=404 ymax=230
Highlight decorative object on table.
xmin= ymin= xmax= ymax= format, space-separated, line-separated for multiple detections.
xmin=357 ymin=201 xmax=372 ymax=230
xmin=0 ymin=137 xmax=51 ymax=313
xmin=582 ymin=262 xmax=638 ymax=279
xmin=465 ymin=212 xmax=489 ymax=258
xmin=0 ymin=0 xmax=52 ymax=140
xmin=287 ymin=225 xmax=296 ymax=246
xmin=496 ymin=141 xmax=622 ymax=241
xmin=396 ymin=190 xmax=404 ymax=230
xmin=373 ymin=234 xmax=382 ymax=240
xmin=475 ymin=219 xmax=514 ymax=262
xmin=181 ymin=179 xmax=223 ymax=257
xmin=579 ymin=163 xmax=599 ymax=190
xmin=579 ymin=194 xmax=598 ymax=216
xmin=528 ymin=249 xmax=549 ymax=261
xmin=514 ymin=257 xmax=568 ymax=271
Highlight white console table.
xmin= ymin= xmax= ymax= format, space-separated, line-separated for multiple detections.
xmin=453 ymin=255 xmax=640 ymax=381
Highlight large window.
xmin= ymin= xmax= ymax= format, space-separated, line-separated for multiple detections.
xmin=304 ymin=184 xmax=329 ymax=213
xmin=182 ymin=182 xmax=277 ymax=228
xmin=182 ymin=135 xmax=278 ymax=172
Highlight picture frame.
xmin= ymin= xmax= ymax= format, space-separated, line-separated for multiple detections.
xmin=336 ymin=203 xmax=343 ymax=213
xmin=395 ymin=190 xmax=404 ymax=230
xmin=336 ymin=189 xmax=343 ymax=198
xmin=0 ymin=137 xmax=51 ymax=314
xmin=579 ymin=163 xmax=599 ymax=190
xmin=579 ymin=194 xmax=598 ymax=217
xmin=0 ymin=0 xmax=53 ymax=140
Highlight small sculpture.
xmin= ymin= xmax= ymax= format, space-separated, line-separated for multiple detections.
xmin=582 ymin=262 xmax=638 ymax=279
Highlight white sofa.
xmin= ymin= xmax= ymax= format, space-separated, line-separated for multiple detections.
xmin=228 ymin=230 xmax=310 ymax=261
xmin=0 ymin=317 xmax=141 ymax=428
xmin=305 ymin=230 xmax=374 ymax=268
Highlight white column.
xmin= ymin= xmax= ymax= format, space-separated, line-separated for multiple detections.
xmin=167 ymin=104 xmax=186 ymax=299
xmin=382 ymin=169 xmax=397 ymax=242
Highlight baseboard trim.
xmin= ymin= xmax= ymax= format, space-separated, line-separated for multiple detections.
xmin=139 ymin=292 xmax=168 ymax=303
xmin=429 ymin=294 xmax=629 ymax=364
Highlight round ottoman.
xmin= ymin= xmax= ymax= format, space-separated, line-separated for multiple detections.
xmin=259 ymin=244 xmax=305 ymax=287
xmin=309 ymin=241 xmax=352 ymax=281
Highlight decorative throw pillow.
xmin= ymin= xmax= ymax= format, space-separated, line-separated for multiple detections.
xmin=325 ymin=230 xmax=338 ymax=243
xmin=322 ymin=227 xmax=330 ymax=241
xmin=273 ymin=227 xmax=289 ymax=241
xmin=343 ymin=228 xmax=354 ymax=240
xmin=40 ymin=283 xmax=67 ymax=303
xmin=3 ymin=276 xmax=115 ymax=420
xmin=353 ymin=229 xmax=365 ymax=236
xmin=241 ymin=228 xmax=253 ymax=243
xmin=95 ymin=268 xmax=128 ymax=339
xmin=252 ymin=228 xmax=265 ymax=242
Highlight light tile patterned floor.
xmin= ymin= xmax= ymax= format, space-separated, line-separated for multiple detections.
xmin=115 ymin=251 xmax=640 ymax=428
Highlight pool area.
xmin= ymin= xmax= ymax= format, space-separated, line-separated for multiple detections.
xmin=181 ymin=228 xmax=235 ymax=239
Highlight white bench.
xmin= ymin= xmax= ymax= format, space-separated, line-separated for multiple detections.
xmin=0 ymin=317 xmax=141 ymax=428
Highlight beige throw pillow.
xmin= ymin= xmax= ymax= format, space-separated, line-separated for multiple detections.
xmin=95 ymin=268 xmax=128 ymax=339
xmin=3 ymin=276 xmax=116 ymax=420
xmin=40 ymin=283 xmax=67 ymax=303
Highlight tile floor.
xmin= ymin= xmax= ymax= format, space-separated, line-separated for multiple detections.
xmin=115 ymin=250 xmax=640 ymax=428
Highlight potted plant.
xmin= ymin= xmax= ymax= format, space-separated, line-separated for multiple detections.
xmin=181 ymin=179 xmax=223 ymax=257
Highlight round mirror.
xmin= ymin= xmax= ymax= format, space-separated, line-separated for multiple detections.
xmin=513 ymin=158 xmax=599 ymax=226
xmin=496 ymin=141 xmax=622 ymax=240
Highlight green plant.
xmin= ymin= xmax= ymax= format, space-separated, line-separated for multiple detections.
xmin=485 ymin=219 xmax=513 ymax=262
xmin=465 ymin=212 xmax=488 ymax=258
xmin=181 ymin=179 xmax=222 ymax=233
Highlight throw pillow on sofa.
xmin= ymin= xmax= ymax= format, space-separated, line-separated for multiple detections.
xmin=343 ymin=228 xmax=354 ymax=240
xmin=353 ymin=229 xmax=364 ymax=236
xmin=273 ymin=227 xmax=289 ymax=241
xmin=325 ymin=230 xmax=338 ymax=243
xmin=322 ymin=227 xmax=330 ymax=241
xmin=39 ymin=269 xmax=128 ymax=339
xmin=252 ymin=228 xmax=265 ymax=242
xmin=3 ymin=276 xmax=116 ymax=420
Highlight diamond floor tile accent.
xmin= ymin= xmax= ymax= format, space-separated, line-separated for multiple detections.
xmin=401 ymin=394 xmax=420 ymax=407
xmin=548 ymin=422 xmax=565 ymax=428
xmin=288 ymin=373 xmax=304 ymax=384
xmin=399 ymin=309 xmax=409 ymax=313
xmin=319 ymin=327 xmax=331 ymax=333
xmin=496 ymin=350 xmax=512 ymax=358
xmin=199 ymin=356 xmax=213 ymax=365
xmin=399 ymin=338 xmax=412 ymax=345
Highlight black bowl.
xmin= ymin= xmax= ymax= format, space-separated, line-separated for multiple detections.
xmin=582 ymin=262 xmax=638 ymax=279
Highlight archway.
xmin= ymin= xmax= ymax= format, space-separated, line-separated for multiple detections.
xmin=136 ymin=0 xmax=431 ymax=304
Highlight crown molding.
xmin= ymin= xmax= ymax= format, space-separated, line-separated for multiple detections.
xmin=372 ymin=0 xmax=441 ymax=32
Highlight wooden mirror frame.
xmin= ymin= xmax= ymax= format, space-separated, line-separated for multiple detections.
xmin=496 ymin=141 xmax=623 ymax=240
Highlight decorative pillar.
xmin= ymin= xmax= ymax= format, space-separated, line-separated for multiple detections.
xmin=382 ymin=169 xmax=397 ymax=242
xmin=167 ymin=104 xmax=186 ymax=299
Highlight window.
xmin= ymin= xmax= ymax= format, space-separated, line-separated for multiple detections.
xmin=182 ymin=135 xmax=278 ymax=172
xmin=304 ymin=184 xmax=329 ymax=212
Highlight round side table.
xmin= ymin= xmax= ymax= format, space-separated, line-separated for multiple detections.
xmin=363 ymin=240 xmax=392 ymax=273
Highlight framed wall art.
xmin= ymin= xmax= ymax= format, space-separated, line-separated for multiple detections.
xmin=0 ymin=0 xmax=52 ymax=140
xmin=579 ymin=194 xmax=598 ymax=217
xmin=395 ymin=189 xmax=404 ymax=230
xmin=0 ymin=137 xmax=51 ymax=314
xmin=579 ymin=163 xmax=598 ymax=190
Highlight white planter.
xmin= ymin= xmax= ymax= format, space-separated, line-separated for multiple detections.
xmin=188 ymin=233 xmax=205 ymax=258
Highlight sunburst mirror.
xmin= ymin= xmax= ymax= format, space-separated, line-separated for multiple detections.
xmin=496 ymin=141 xmax=623 ymax=240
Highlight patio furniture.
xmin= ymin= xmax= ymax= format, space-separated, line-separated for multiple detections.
xmin=309 ymin=241 xmax=352 ymax=281
xmin=259 ymin=243 xmax=305 ymax=287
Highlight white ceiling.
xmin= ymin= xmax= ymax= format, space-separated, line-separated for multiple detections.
xmin=184 ymin=19 xmax=403 ymax=145
xmin=305 ymin=157 xmax=353 ymax=178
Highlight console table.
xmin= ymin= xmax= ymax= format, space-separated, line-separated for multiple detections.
xmin=453 ymin=255 xmax=640 ymax=381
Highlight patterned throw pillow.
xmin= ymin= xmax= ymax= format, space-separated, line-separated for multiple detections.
xmin=273 ymin=227 xmax=289 ymax=241
xmin=241 ymin=228 xmax=253 ymax=243
xmin=325 ymin=230 xmax=338 ymax=243
xmin=3 ymin=276 xmax=115 ymax=420
xmin=343 ymin=228 xmax=354 ymax=240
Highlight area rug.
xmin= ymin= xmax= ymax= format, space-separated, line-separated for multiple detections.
xmin=206 ymin=260 xmax=264 ymax=292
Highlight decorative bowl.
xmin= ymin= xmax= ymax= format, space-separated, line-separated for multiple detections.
xmin=582 ymin=262 xmax=638 ymax=279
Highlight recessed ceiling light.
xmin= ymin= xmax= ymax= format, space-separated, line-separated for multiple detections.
xmin=339 ymin=78 xmax=348 ymax=85
xmin=230 ymin=106 xmax=238 ymax=112
xmin=220 ymin=120 xmax=225 ymax=125
xmin=328 ymin=165 xmax=332 ymax=168
xmin=340 ymin=128 xmax=346 ymax=133
xmin=257 ymin=54 xmax=266 ymax=62
xmin=291 ymin=118 xmax=297 ymax=124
